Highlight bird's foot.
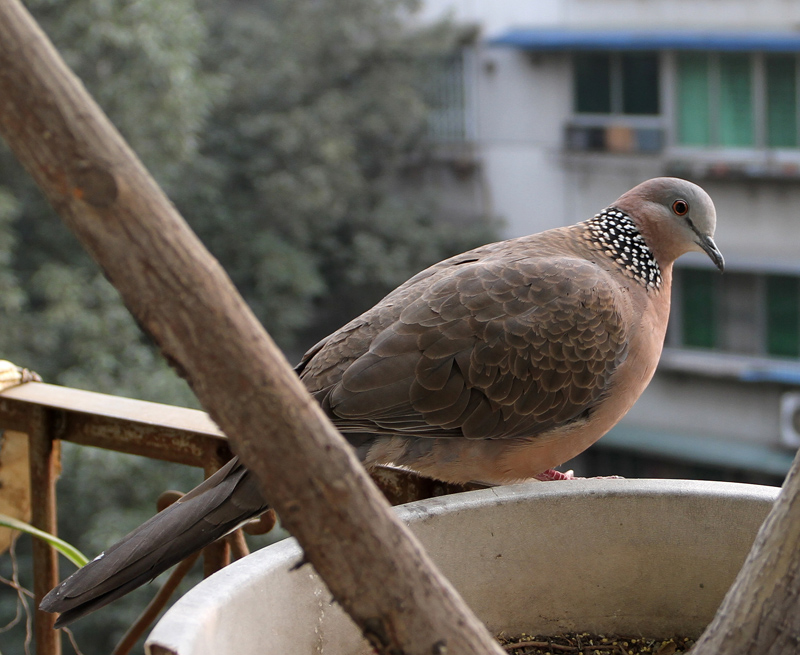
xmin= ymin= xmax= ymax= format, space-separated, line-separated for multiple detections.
xmin=535 ymin=468 xmax=576 ymax=481
xmin=535 ymin=469 xmax=624 ymax=481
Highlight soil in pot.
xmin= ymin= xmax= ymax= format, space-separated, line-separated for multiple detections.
xmin=497 ymin=632 xmax=694 ymax=654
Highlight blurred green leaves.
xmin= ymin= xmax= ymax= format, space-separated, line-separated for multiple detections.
xmin=178 ymin=0 xmax=496 ymax=346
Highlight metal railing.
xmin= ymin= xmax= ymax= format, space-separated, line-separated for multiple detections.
xmin=0 ymin=381 xmax=477 ymax=655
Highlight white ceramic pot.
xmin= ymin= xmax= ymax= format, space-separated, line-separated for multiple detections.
xmin=146 ymin=479 xmax=778 ymax=655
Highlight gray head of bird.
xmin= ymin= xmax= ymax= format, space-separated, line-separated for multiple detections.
xmin=615 ymin=177 xmax=724 ymax=272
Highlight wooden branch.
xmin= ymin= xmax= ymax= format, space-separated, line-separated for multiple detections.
xmin=0 ymin=1 xmax=505 ymax=653
xmin=691 ymin=450 xmax=800 ymax=655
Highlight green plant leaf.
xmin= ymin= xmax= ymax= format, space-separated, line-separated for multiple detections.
xmin=0 ymin=513 xmax=89 ymax=567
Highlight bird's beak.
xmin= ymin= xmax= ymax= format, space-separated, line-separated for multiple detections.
xmin=698 ymin=235 xmax=725 ymax=272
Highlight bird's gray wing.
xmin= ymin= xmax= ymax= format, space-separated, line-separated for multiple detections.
xmin=301 ymin=254 xmax=629 ymax=442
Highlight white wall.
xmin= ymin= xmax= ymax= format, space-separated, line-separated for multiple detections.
xmin=700 ymin=181 xmax=800 ymax=263
xmin=419 ymin=0 xmax=800 ymax=34
xmin=472 ymin=48 xmax=572 ymax=234
xmin=563 ymin=0 xmax=800 ymax=28
xmin=623 ymin=374 xmax=782 ymax=447
xmin=416 ymin=0 xmax=565 ymax=35
xmin=561 ymin=157 xmax=666 ymax=225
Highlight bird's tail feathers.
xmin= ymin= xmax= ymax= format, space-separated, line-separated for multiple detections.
xmin=40 ymin=457 xmax=268 ymax=627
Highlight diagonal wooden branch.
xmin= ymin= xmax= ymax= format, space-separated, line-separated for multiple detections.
xmin=0 ymin=1 xmax=505 ymax=653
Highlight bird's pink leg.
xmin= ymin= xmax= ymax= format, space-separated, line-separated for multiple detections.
xmin=535 ymin=469 xmax=576 ymax=481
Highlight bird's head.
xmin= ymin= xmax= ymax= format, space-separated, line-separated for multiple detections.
xmin=616 ymin=177 xmax=724 ymax=272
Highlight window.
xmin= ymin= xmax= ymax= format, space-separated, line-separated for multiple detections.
xmin=622 ymin=53 xmax=660 ymax=114
xmin=766 ymin=55 xmax=797 ymax=147
xmin=677 ymin=53 xmax=754 ymax=147
xmin=766 ymin=276 xmax=800 ymax=357
xmin=681 ymin=268 xmax=717 ymax=348
xmin=575 ymin=53 xmax=611 ymax=113
xmin=717 ymin=273 xmax=761 ymax=353
xmin=569 ymin=52 xmax=662 ymax=153
xmin=676 ymin=53 xmax=800 ymax=149
xmin=426 ymin=52 xmax=469 ymax=142
xmin=675 ymin=269 xmax=800 ymax=359
xmin=676 ymin=54 xmax=711 ymax=145
xmin=574 ymin=52 xmax=659 ymax=115
xmin=720 ymin=54 xmax=754 ymax=146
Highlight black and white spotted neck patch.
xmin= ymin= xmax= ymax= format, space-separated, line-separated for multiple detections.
xmin=585 ymin=207 xmax=662 ymax=290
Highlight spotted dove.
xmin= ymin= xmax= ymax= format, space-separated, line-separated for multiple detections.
xmin=41 ymin=177 xmax=724 ymax=625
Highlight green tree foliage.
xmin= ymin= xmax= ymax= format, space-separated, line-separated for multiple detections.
xmin=179 ymin=0 xmax=497 ymax=345
xmin=0 ymin=191 xmax=24 ymax=352
xmin=1 ymin=0 xmax=215 ymax=404
xmin=24 ymin=0 xmax=215 ymax=186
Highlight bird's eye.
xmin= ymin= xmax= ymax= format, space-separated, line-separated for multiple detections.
xmin=672 ymin=199 xmax=689 ymax=216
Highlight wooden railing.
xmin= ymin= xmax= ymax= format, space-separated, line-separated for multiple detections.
xmin=0 ymin=380 xmax=476 ymax=655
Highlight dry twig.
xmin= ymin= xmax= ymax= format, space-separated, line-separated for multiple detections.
xmin=111 ymin=551 xmax=202 ymax=655
xmin=0 ymin=541 xmax=33 ymax=655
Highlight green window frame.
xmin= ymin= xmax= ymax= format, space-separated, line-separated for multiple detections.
xmin=677 ymin=53 xmax=754 ymax=147
xmin=679 ymin=271 xmax=800 ymax=359
xmin=766 ymin=55 xmax=798 ymax=147
xmin=718 ymin=54 xmax=754 ymax=146
xmin=681 ymin=269 xmax=717 ymax=349
xmin=677 ymin=53 xmax=711 ymax=145
xmin=766 ymin=275 xmax=800 ymax=358
xmin=677 ymin=52 xmax=800 ymax=149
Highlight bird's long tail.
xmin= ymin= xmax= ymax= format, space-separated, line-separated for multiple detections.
xmin=40 ymin=457 xmax=269 ymax=627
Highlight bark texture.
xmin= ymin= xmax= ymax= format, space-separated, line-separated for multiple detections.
xmin=0 ymin=0 xmax=505 ymax=653
xmin=692 ymin=451 xmax=800 ymax=655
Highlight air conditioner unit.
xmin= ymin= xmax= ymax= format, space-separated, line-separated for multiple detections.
xmin=779 ymin=392 xmax=800 ymax=448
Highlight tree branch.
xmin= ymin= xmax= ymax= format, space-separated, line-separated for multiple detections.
xmin=0 ymin=0 xmax=505 ymax=653
xmin=691 ymin=450 xmax=800 ymax=655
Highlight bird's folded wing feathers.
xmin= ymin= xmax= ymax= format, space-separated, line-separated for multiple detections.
xmin=303 ymin=254 xmax=629 ymax=442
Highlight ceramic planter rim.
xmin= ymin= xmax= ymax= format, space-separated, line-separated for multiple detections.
xmin=147 ymin=478 xmax=780 ymax=655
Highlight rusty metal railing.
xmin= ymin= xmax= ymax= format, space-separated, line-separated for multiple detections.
xmin=0 ymin=381 xmax=479 ymax=655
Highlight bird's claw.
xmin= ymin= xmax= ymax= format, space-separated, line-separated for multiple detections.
xmin=535 ymin=469 xmax=624 ymax=481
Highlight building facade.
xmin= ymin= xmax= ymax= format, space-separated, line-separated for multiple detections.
xmin=419 ymin=0 xmax=800 ymax=482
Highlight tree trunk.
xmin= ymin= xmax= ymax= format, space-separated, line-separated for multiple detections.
xmin=691 ymin=450 xmax=800 ymax=655
xmin=0 ymin=1 xmax=505 ymax=653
